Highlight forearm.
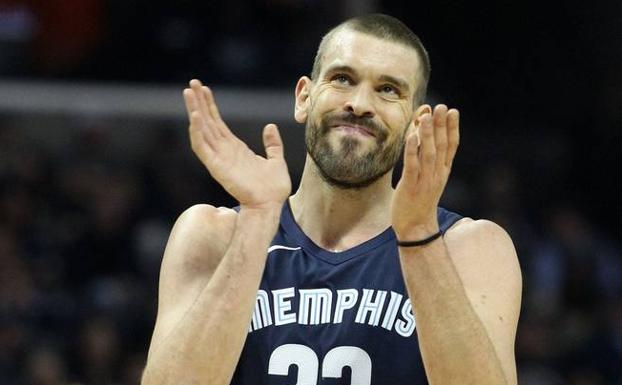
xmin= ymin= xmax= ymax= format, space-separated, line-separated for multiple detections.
xmin=143 ymin=206 xmax=281 ymax=385
xmin=399 ymin=238 xmax=508 ymax=385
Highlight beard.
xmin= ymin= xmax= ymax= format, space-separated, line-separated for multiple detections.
xmin=305 ymin=111 xmax=406 ymax=190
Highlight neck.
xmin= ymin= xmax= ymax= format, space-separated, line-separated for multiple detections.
xmin=289 ymin=155 xmax=394 ymax=252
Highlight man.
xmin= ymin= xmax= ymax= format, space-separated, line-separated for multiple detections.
xmin=141 ymin=14 xmax=521 ymax=385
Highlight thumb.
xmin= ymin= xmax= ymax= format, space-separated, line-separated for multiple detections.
xmin=263 ymin=123 xmax=284 ymax=160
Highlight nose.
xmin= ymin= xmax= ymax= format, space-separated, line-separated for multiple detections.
xmin=344 ymin=85 xmax=375 ymax=118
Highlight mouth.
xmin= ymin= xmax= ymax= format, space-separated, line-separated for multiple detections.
xmin=332 ymin=123 xmax=376 ymax=137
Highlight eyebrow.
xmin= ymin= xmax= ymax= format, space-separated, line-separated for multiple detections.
xmin=324 ymin=65 xmax=411 ymax=94
xmin=324 ymin=65 xmax=356 ymax=76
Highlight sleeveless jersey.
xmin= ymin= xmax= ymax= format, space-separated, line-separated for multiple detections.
xmin=230 ymin=200 xmax=463 ymax=385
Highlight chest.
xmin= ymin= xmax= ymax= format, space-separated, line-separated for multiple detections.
xmin=231 ymin=247 xmax=428 ymax=385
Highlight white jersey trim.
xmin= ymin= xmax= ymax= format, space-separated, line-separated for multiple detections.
xmin=268 ymin=245 xmax=302 ymax=253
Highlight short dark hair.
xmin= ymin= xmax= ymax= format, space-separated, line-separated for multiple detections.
xmin=311 ymin=14 xmax=431 ymax=106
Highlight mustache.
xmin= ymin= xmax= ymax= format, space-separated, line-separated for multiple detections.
xmin=322 ymin=112 xmax=388 ymax=141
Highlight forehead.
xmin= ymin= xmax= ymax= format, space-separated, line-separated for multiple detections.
xmin=320 ymin=29 xmax=421 ymax=87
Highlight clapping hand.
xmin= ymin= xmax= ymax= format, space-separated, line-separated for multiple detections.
xmin=183 ymin=79 xmax=291 ymax=210
xmin=391 ymin=104 xmax=460 ymax=240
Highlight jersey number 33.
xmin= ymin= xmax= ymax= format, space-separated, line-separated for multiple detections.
xmin=268 ymin=344 xmax=372 ymax=385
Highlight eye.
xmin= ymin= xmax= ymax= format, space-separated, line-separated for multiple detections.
xmin=379 ymin=84 xmax=400 ymax=96
xmin=331 ymin=74 xmax=352 ymax=86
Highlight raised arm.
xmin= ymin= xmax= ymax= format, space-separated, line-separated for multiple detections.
xmin=142 ymin=80 xmax=291 ymax=385
xmin=391 ymin=105 xmax=522 ymax=385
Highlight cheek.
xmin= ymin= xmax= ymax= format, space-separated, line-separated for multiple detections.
xmin=397 ymin=102 xmax=413 ymax=125
xmin=314 ymin=87 xmax=350 ymax=110
xmin=384 ymin=106 xmax=411 ymax=137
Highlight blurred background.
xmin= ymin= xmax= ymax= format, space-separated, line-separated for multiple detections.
xmin=0 ymin=0 xmax=620 ymax=384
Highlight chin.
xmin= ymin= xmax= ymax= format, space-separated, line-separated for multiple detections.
xmin=318 ymin=167 xmax=389 ymax=191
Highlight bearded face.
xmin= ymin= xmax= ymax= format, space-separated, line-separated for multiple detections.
xmin=305 ymin=110 xmax=406 ymax=189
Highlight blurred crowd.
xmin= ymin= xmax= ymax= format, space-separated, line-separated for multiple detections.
xmin=0 ymin=0 xmax=337 ymax=85
xmin=0 ymin=114 xmax=620 ymax=385
xmin=0 ymin=112 xmax=244 ymax=384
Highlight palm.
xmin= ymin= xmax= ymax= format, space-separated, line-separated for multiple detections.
xmin=391 ymin=105 xmax=460 ymax=239
xmin=184 ymin=80 xmax=291 ymax=208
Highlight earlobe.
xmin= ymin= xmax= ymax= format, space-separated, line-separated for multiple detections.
xmin=294 ymin=76 xmax=312 ymax=123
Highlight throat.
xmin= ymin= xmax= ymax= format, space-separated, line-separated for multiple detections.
xmin=298 ymin=206 xmax=392 ymax=253
xmin=290 ymin=162 xmax=395 ymax=253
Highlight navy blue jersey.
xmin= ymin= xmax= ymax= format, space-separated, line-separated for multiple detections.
xmin=230 ymin=200 xmax=463 ymax=385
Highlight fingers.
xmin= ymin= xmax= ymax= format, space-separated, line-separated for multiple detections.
xmin=184 ymin=81 xmax=216 ymax=154
xmin=263 ymin=124 xmax=285 ymax=160
xmin=418 ymin=112 xmax=436 ymax=182
xmin=188 ymin=109 xmax=213 ymax=156
xmin=409 ymin=104 xmax=460 ymax=186
xmin=201 ymin=85 xmax=231 ymax=138
xmin=190 ymin=79 xmax=212 ymax=126
xmin=446 ymin=109 xmax=460 ymax=167
xmin=182 ymin=88 xmax=196 ymax=117
xmin=188 ymin=79 xmax=229 ymax=138
xmin=184 ymin=79 xmax=237 ymax=153
xmin=183 ymin=88 xmax=205 ymax=141
xmin=433 ymin=105 xmax=448 ymax=172
xmin=201 ymin=86 xmax=222 ymax=122
xmin=401 ymin=128 xmax=420 ymax=184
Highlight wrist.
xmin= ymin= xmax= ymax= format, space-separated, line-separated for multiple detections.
xmin=239 ymin=202 xmax=283 ymax=221
xmin=394 ymin=222 xmax=440 ymax=242
xmin=236 ymin=204 xmax=283 ymax=242
xmin=396 ymin=231 xmax=442 ymax=247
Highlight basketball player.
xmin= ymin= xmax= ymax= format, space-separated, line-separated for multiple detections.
xmin=142 ymin=14 xmax=522 ymax=385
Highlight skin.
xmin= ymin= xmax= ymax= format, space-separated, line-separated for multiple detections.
xmin=142 ymin=28 xmax=522 ymax=385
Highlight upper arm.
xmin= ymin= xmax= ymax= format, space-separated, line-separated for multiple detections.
xmin=146 ymin=204 xmax=237 ymax=360
xmin=444 ymin=219 xmax=522 ymax=383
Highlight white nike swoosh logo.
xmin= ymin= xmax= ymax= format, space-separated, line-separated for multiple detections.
xmin=268 ymin=245 xmax=302 ymax=253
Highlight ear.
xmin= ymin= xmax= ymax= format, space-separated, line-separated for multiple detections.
xmin=294 ymin=76 xmax=312 ymax=123
xmin=414 ymin=104 xmax=432 ymax=125
xmin=415 ymin=104 xmax=432 ymax=123
xmin=412 ymin=104 xmax=431 ymax=144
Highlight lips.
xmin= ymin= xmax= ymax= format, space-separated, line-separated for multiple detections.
xmin=332 ymin=123 xmax=376 ymax=137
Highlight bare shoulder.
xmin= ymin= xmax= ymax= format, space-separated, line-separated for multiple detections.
xmin=443 ymin=217 xmax=522 ymax=307
xmin=147 ymin=205 xmax=238 ymax=358
xmin=446 ymin=217 xmax=513 ymax=243
xmin=443 ymin=218 xmax=522 ymax=382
